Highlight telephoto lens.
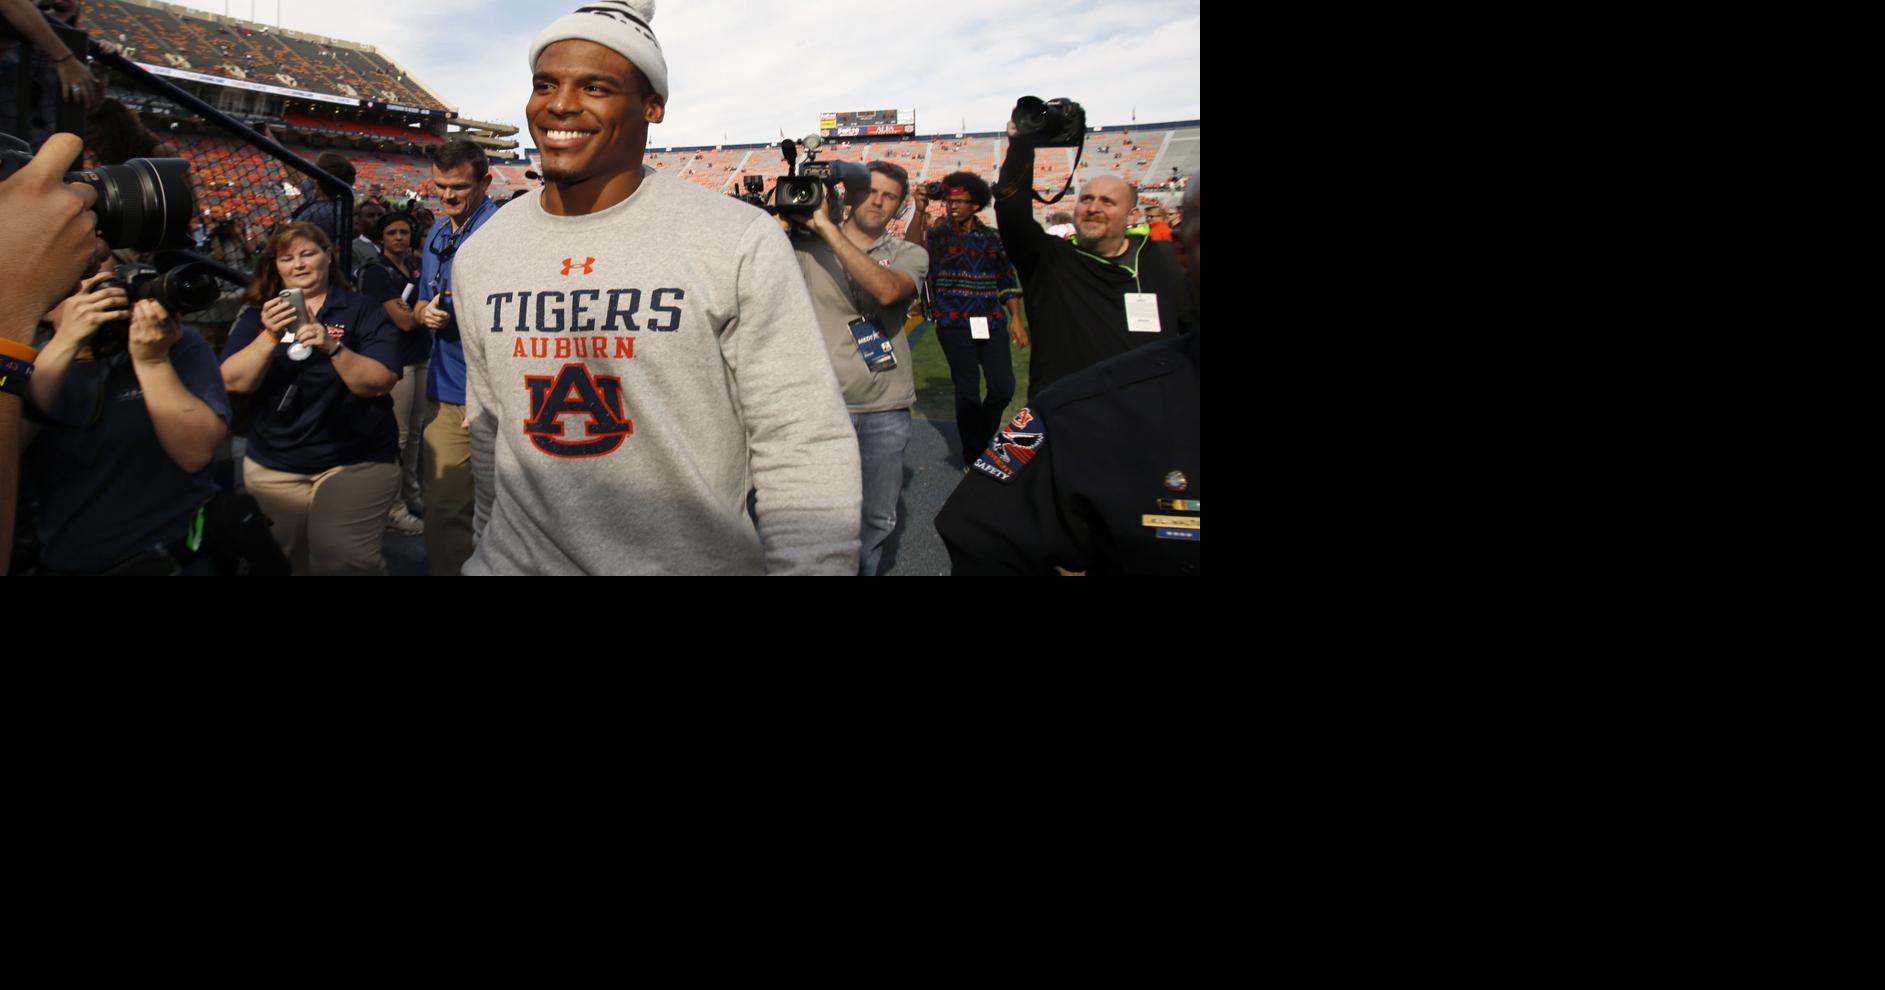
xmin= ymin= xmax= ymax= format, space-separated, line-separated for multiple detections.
xmin=68 ymin=158 xmax=197 ymax=252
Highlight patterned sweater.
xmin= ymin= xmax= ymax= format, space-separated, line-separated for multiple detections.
xmin=925 ymin=218 xmax=1022 ymax=334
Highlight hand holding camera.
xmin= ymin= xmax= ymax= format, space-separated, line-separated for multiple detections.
xmin=292 ymin=320 xmax=336 ymax=358
xmin=0 ymin=134 xmax=99 ymax=338
xmin=259 ymin=295 xmax=304 ymax=339
xmin=50 ymin=271 xmax=128 ymax=346
xmin=125 ymin=298 xmax=182 ymax=366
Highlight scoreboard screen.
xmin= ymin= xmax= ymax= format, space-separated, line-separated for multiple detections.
xmin=820 ymin=108 xmax=915 ymax=139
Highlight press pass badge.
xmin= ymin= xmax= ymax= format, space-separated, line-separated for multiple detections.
xmin=848 ymin=316 xmax=899 ymax=374
xmin=970 ymin=316 xmax=990 ymax=340
xmin=1125 ymin=293 xmax=1161 ymax=333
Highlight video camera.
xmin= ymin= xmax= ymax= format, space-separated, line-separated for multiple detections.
xmin=1 ymin=132 xmax=196 ymax=252
xmin=775 ymin=134 xmax=870 ymax=225
xmin=85 ymin=257 xmax=223 ymax=357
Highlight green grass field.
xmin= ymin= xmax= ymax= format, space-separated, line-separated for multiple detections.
xmin=907 ymin=320 xmax=1031 ymax=429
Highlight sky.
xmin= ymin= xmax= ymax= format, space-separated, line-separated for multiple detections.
xmin=152 ymin=0 xmax=1200 ymax=151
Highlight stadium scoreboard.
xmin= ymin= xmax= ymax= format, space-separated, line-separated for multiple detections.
xmin=820 ymin=109 xmax=915 ymax=139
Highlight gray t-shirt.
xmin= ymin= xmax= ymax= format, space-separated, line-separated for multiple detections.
xmin=453 ymin=171 xmax=862 ymax=575
xmin=791 ymin=228 xmax=928 ymax=414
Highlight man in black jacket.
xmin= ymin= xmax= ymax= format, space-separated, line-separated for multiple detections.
xmin=936 ymin=174 xmax=1201 ymax=576
xmin=994 ymin=120 xmax=1194 ymax=398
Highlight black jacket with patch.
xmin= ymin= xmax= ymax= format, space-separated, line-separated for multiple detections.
xmin=935 ymin=329 xmax=1200 ymax=576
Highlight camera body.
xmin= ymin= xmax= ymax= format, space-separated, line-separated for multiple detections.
xmin=1 ymin=133 xmax=197 ymax=252
xmin=1011 ymin=96 xmax=1087 ymax=148
xmin=776 ymin=162 xmax=830 ymax=214
xmin=736 ymin=174 xmax=767 ymax=209
xmin=88 ymin=260 xmax=220 ymax=356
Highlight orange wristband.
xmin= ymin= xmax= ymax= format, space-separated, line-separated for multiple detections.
xmin=0 ymin=337 xmax=41 ymax=363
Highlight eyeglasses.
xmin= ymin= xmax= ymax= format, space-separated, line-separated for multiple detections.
xmin=428 ymin=226 xmax=464 ymax=295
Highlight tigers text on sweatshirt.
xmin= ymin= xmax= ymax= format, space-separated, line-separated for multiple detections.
xmin=453 ymin=171 xmax=861 ymax=575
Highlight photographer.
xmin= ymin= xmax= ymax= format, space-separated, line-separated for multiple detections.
xmin=994 ymin=102 xmax=1195 ymax=398
xmin=906 ymin=171 xmax=1027 ymax=471
xmin=782 ymin=161 xmax=928 ymax=575
xmin=2 ymin=132 xmax=102 ymax=572
xmin=17 ymin=263 xmax=231 ymax=575
xmin=219 ymin=221 xmax=403 ymax=576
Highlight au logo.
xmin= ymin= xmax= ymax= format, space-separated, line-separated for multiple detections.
xmin=561 ymin=256 xmax=596 ymax=276
xmin=523 ymin=363 xmax=633 ymax=457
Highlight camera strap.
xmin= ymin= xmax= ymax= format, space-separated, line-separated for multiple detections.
xmin=1030 ymin=142 xmax=1086 ymax=206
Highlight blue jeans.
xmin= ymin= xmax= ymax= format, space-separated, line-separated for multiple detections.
xmin=850 ymin=409 xmax=912 ymax=576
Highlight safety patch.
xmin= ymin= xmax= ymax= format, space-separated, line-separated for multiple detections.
xmin=969 ymin=405 xmax=1045 ymax=483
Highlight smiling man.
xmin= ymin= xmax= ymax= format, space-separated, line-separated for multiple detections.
xmin=994 ymin=122 xmax=1196 ymax=398
xmin=448 ymin=0 xmax=861 ymax=575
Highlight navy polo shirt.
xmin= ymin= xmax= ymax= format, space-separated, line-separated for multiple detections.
xmin=222 ymin=286 xmax=403 ymax=473
xmin=25 ymin=330 xmax=231 ymax=574
xmin=418 ymin=197 xmax=498 ymax=405
xmin=357 ymin=256 xmax=430 ymax=369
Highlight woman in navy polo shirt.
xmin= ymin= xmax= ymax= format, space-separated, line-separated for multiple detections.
xmin=221 ymin=221 xmax=403 ymax=575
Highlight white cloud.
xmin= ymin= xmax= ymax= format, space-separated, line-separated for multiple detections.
xmin=153 ymin=0 xmax=1200 ymax=149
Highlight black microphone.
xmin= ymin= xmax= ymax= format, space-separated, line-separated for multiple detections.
xmin=781 ymin=139 xmax=798 ymax=173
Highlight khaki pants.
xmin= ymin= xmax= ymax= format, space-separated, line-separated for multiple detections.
xmin=423 ymin=400 xmax=475 ymax=576
xmin=243 ymin=458 xmax=400 ymax=576
xmin=391 ymin=359 xmax=430 ymax=509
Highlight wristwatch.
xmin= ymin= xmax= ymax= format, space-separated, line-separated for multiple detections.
xmin=326 ymin=339 xmax=343 ymax=358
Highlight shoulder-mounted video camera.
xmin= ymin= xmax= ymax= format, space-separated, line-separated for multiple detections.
xmin=2 ymin=133 xmax=197 ymax=252
xmin=775 ymin=134 xmax=871 ymax=226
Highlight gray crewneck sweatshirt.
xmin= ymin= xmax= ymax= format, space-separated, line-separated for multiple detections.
xmin=453 ymin=170 xmax=862 ymax=575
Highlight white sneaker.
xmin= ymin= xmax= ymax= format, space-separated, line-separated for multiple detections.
xmin=387 ymin=504 xmax=424 ymax=535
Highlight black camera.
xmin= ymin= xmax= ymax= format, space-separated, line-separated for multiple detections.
xmin=924 ymin=181 xmax=946 ymax=200
xmin=777 ymin=160 xmax=833 ymax=214
xmin=1011 ymin=96 xmax=1086 ymax=148
xmin=88 ymin=260 xmax=222 ymax=356
xmin=736 ymin=175 xmax=767 ymax=210
xmin=1 ymin=133 xmax=197 ymax=252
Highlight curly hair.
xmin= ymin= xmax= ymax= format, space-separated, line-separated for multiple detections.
xmin=939 ymin=171 xmax=991 ymax=211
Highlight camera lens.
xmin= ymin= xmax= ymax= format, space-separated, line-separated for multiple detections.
xmin=157 ymin=263 xmax=222 ymax=313
xmin=67 ymin=157 xmax=196 ymax=252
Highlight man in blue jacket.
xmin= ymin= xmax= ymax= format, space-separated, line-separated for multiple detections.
xmin=413 ymin=140 xmax=497 ymax=575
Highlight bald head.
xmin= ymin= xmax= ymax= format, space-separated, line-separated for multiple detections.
xmin=1074 ymin=176 xmax=1137 ymax=255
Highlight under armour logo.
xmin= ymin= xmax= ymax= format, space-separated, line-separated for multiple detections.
xmin=561 ymin=257 xmax=597 ymax=276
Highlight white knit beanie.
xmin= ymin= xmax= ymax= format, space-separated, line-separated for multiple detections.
xmin=529 ymin=1 xmax=669 ymax=102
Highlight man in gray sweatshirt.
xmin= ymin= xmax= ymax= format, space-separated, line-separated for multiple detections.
xmin=451 ymin=0 xmax=861 ymax=574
